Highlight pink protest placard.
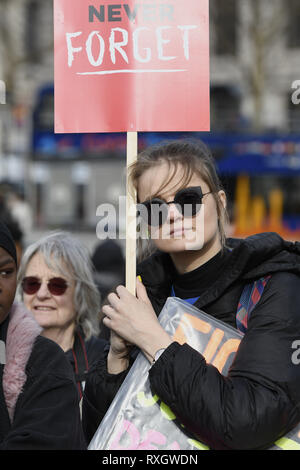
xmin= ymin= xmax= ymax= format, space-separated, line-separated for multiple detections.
xmin=54 ymin=0 xmax=210 ymax=133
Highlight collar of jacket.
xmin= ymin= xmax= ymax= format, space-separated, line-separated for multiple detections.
xmin=137 ymin=232 xmax=300 ymax=310
xmin=3 ymin=303 xmax=42 ymax=422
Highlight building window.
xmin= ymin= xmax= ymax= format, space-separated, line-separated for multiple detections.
xmin=288 ymin=91 xmax=300 ymax=133
xmin=210 ymin=86 xmax=241 ymax=132
xmin=287 ymin=0 xmax=300 ymax=48
xmin=25 ymin=0 xmax=53 ymax=61
xmin=25 ymin=1 xmax=40 ymax=61
xmin=210 ymin=0 xmax=237 ymax=56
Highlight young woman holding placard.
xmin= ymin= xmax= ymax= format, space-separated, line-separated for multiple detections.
xmin=83 ymin=139 xmax=300 ymax=449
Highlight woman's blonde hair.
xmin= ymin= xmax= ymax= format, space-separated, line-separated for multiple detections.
xmin=129 ymin=139 xmax=229 ymax=257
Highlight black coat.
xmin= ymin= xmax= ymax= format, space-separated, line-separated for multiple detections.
xmin=1 ymin=336 xmax=86 ymax=450
xmin=0 ymin=304 xmax=86 ymax=450
xmin=82 ymin=233 xmax=300 ymax=449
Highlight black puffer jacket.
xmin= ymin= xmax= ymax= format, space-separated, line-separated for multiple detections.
xmin=82 ymin=233 xmax=300 ymax=449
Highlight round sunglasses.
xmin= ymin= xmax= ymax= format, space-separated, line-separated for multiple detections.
xmin=138 ymin=186 xmax=212 ymax=227
xmin=22 ymin=276 xmax=69 ymax=296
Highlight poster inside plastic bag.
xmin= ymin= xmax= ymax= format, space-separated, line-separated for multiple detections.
xmin=88 ymin=297 xmax=300 ymax=451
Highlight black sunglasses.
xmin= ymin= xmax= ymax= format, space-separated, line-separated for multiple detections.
xmin=22 ymin=276 xmax=69 ymax=296
xmin=138 ymin=186 xmax=212 ymax=227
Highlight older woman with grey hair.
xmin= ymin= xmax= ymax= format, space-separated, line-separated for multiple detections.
xmin=17 ymin=231 xmax=107 ymax=399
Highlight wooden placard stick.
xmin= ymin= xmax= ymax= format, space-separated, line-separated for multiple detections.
xmin=126 ymin=131 xmax=138 ymax=295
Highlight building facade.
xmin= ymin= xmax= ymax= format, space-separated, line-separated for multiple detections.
xmin=0 ymin=0 xmax=300 ymax=235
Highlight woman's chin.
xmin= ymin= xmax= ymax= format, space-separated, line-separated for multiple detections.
xmin=154 ymin=238 xmax=193 ymax=253
xmin=31 ymin=312 xmax=52 ymax=328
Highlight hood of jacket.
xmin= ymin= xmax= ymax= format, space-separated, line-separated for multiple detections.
xmin=3 ymin=303 xmax=42 ymax=421
xmin=137 ymin=232 xmax=300 ymax=311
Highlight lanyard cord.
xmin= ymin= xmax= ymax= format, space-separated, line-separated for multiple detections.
xmin=71 ymin=330 xmax=89 ymax=400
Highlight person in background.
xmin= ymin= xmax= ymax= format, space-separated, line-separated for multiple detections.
xmin=2 ymin=214 xmax=23 ymax=266
xmin=17 ymin=231 xmax=107 ymax=400
xmin=92 ymin=239 xmax=125 ymax=302
xmin=0 ymin=221 xmax=85 ymax=449
xmin=0 ymin=191 xmax=24 ymax=265
xmin=82 ymin=139 xmax=300 ymax=449
xmin=6 ymin=190 xmax=33 ymax=240
xmin=91 ymin=239 xmax=125 ymax=340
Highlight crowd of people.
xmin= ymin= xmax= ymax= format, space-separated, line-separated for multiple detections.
xmin=0 ymin=139 xmax=300 ymax=450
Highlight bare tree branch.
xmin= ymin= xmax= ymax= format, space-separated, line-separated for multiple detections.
xmin=211 ymin=0 xmax=289 ymax=131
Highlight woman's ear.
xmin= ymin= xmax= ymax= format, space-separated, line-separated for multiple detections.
xmin=218 ymin=190 xmax=227 ymax=210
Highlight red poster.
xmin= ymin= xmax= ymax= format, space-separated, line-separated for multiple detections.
xmin=54 ymin=0 xmax=210 ymax=133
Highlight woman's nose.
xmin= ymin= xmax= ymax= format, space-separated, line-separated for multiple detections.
xmin=167 ymin=202 xmax=183 ymax=222
xmin=36 ymin=282 xmax=51 ymax=298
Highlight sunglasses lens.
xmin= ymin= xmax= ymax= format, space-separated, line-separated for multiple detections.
xmin=48 ymin=278 xmax=68 ymax=296
xmin=140 ymin=200 xmax=168 ymax=227
xmin=22 ymin=277 xmax=41 ymax=295
xmin=175 ymin=190 xmax=203 ymax=216
xmin=22 ymin=277 xmax=68 ymax=296
xmin=139 ymin=187 xmax=205 ymax=227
